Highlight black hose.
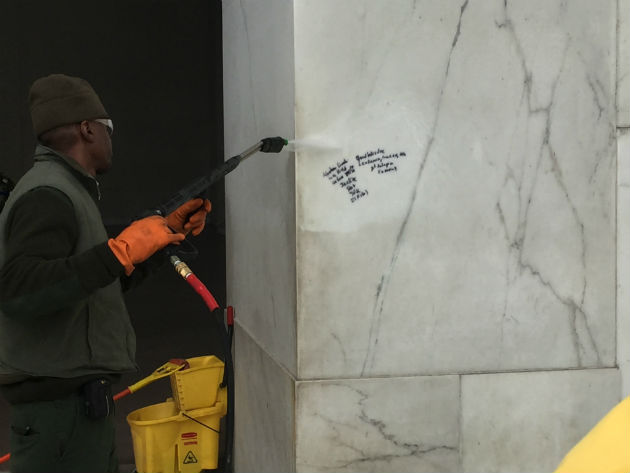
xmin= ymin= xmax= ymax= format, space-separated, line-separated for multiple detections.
xmin=212 ymin=308 xmax=234 ymax=473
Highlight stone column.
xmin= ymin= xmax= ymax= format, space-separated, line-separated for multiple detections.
xmin=618 ymin=0 xmax=630 ymax=399
xmin=223 ymin=1 xmax=623 ymax=472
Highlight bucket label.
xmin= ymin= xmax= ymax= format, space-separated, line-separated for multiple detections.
xmin=183 ymin=451 xmax=198 ymax=464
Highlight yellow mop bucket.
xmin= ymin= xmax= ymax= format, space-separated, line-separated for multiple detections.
xmin=127 ymin=355 xmax=227 ymax=473
xmin=127 ymin=394 xmax=226 ymax=473
xmin=169 ymin=355 xmax=224 ymax=411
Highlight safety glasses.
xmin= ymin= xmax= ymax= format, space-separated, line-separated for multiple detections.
xmin=93 ymin=118 xmax=114 ymax=136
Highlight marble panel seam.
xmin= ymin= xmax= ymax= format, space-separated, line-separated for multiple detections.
xmin=235 ymin=319 xmax=297 ymax=380
xmin=295 ymin=366 xmax=618 ymax=383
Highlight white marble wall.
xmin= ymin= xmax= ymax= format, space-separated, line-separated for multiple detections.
xmin=296 ymin=369 xmax=620 ymax=473
xmin=293 ymin=368 xmax=622 ymax=473
xmin=619 ymin=0 xmax=630 ymax=126
xmin=234 ymin=325 xmax=295 ymax=473
xmin=296 ymin=375 xmax=460 ymax=473
xmin=619 ymin=0 xmax=630 ymax=398
xmin=296 ymin=0 xmax=617 ymax=379
xmin=222 ymin=0 xmax=298 ymax=375
xmin=223 ymin=0 xmax=624 ymax=472
xmin=461 ymin=368 xmax=621 ymax=473
xmin=619 ymin=129 xmax=630 ymax=397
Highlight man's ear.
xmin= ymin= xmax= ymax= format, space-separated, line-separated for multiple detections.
xmin=78 ymin=120 xmax=96 ymax=143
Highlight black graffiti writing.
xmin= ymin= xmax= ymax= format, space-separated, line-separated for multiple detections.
xmin=357 ymin=150 xmax=406 ymax=174
xmin=322 ymin=159 xmax=369 ymax=204
xmin=323 ymin=147 xmax=407 ymax=203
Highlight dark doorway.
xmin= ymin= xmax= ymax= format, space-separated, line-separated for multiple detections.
xmin=0 ymin=0 xmax=225 ymax=468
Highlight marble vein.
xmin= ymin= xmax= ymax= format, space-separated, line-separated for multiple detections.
xmin=495 ymin=1 xmax=601 ymax=365
xmin=584 ymin=72 xmax=605 ymax=121
xmin=358 ymin=3 xmax=417 ymax=108
xmin=330 ymin=332 xmax=349 ymax=364
xmin=361 ymin=0 xmax=470 ymax=376
xmin=303 ymin=384 xmax=456 ymax=471
xmin=238 ymin=0 xmax=259 ymax=133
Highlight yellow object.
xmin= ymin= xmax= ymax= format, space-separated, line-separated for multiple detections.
xmin=170 ymin=355 xmax=224 ymax=411
xmin=127 ymin=356 xmax=227 ymax=473
xmin=554 ymin=397 xmax=630 ymax=473
xmin=127 ymin=393 xmax=226 ymax=473
xmin=128 ymin=359 xmax=188 ymax=394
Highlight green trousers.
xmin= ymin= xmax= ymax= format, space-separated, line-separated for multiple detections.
xmin=8 ymin=394 xmax=118 ymax=473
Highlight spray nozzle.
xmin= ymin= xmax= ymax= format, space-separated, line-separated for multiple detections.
xmin=260 ymin=136 xmax=288 ymax=153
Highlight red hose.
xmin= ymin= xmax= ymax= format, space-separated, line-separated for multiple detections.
xmin=0 ymin=453 xmax=10 ymax=464
xmin=185 ymin=273 xmax=219 ymax=311
xmin=113 ymin=387 xmax=131 ymax=401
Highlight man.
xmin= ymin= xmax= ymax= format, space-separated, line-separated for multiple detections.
xmin=0 ymin=73 xmax=211 ymax=472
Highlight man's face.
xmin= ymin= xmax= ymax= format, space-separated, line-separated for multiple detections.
xmin=91 ymin=119 xmax=113 ymax=175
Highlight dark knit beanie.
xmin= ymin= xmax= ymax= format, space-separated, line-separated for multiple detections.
xmin=28 ymin=74 xmax=109 ymax=136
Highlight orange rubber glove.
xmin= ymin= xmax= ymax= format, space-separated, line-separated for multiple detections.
xmin=108 ymin=216 xmax=185 ymax=275
xmin=165 ymin=198 xmax=211 ymax=236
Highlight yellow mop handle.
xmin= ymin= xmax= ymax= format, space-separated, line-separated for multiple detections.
xmin=113 ymin=358 xmax=189 ymax=400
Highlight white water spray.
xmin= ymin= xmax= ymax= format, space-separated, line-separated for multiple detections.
xmin=284 ymin=138 xmax=341 ymax=153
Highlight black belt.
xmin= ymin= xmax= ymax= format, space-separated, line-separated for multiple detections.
xmin=1 ymin=374 xmax=120 ymax=407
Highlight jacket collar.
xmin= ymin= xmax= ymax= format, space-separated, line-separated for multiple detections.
xmin=33 ymin=144 xmax=101 ymax=201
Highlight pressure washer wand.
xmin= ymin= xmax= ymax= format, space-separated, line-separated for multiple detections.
xmin=153 ymin=136 xmax=287 ymax=218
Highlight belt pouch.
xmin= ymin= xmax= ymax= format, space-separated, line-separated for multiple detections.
xmin=81 ymin=378 xmax=114 ymax=419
